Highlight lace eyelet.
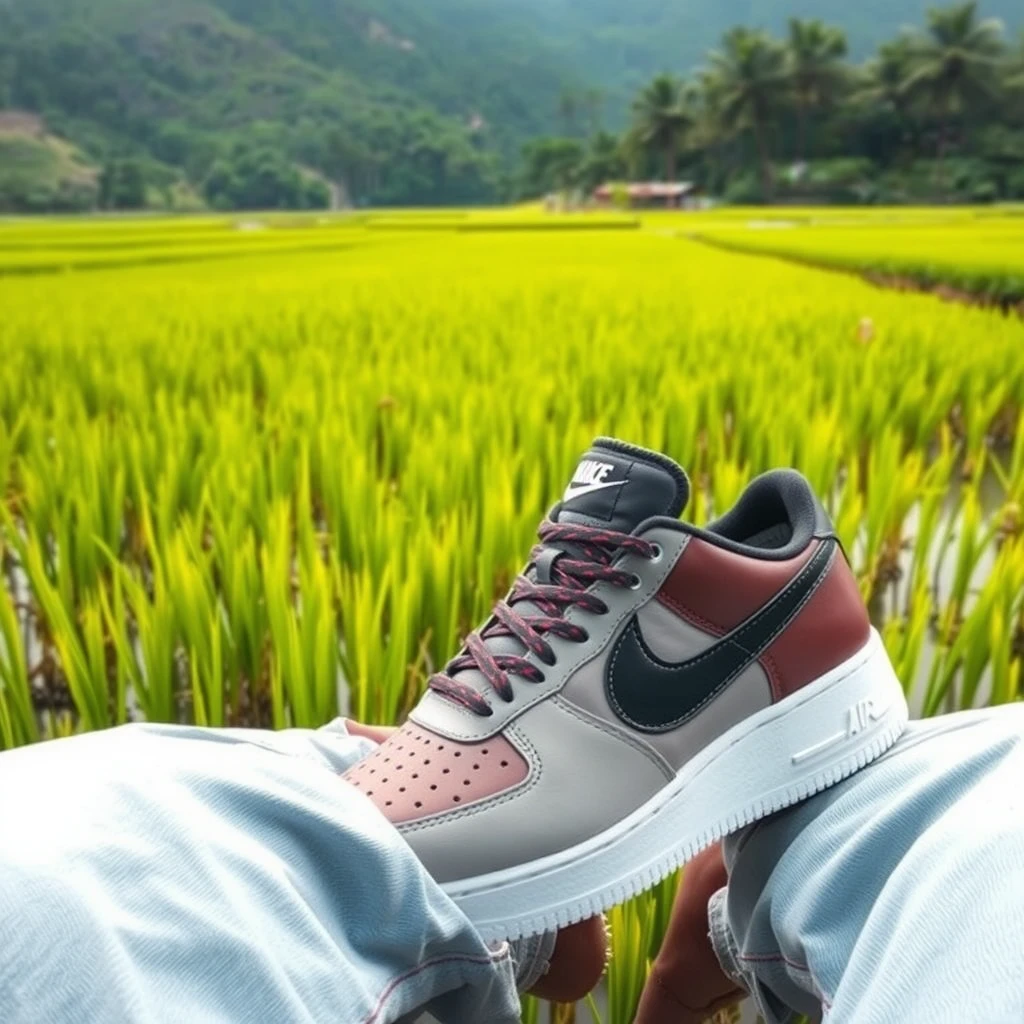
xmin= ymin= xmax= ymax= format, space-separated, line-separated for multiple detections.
xmin=577 ymin=629 xmax=590 ymax=643
xmin=649 ymin=543 xmax=663 ymax=563
xmin=629 ymin=573 xmax=643 ymax=591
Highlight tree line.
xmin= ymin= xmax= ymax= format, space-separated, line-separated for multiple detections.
xmin=2 ymin=1 xmax=1022 ymax=212
xmin=520 ymin=2 xmax=1024 ymax=205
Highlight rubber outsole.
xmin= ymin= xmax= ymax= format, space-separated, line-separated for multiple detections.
xmin=442 ymin=630 xmax=909 ymax=942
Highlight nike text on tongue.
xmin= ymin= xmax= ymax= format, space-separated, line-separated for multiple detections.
xmin=557 ymin=439 xmax=689 ymax=531
xmin=562 ymin=459 xmax=628 ymax=503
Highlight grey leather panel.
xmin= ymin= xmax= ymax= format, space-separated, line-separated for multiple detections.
xmin=399 ymin=696 xmax=670 ymax=883
xmin=411 ymin=526 xmax=691 ymax=742
xmin=560 ymin=619 xmax=774 ymax=772
xmin=635 ymin=599 xmax=717 ymax=660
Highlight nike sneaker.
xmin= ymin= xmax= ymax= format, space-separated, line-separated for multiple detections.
xmin=344 ymin=438 xmax=908 ymax=941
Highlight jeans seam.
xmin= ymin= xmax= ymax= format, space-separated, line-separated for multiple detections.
xmin=737 ymin=952 xmax=833 ymax=1011
xmin=738 ymin=952 xmax=811 ymax=974
xmin=361 ymin=949 xmax=512 ymax=1024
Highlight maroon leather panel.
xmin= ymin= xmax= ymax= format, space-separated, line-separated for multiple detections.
xmin=656 ymin=536 xmax=870 ymax=702
xmin=657 ymin=537 xmax=817 ymax=633
xmin=762 ymin=553 xmax=870 ymax=700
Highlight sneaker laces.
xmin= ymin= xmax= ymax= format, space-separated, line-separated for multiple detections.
xmin=428 ymin=520 xmax=656 ymax=717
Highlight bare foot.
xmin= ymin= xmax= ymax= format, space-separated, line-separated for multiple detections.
xmin=634 ymin=844 xmax=744 ymax=1023
xmin=528 ymin=915 xmax=608 ymax=1003
xmin=344 ymin=720 xmax=398 ymax=745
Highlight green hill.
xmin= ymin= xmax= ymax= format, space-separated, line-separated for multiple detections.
xmin=0 ymin=0 xmax=1020 ymax=208
xmin=0 ymin=0 xmax=580 ymax=207
xmin=0 ymin=112 xmax=99 ymax=212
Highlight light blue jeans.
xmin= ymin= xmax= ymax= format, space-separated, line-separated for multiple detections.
xmin=712 ymin=704 xmax=1024 ymax=1023
xmin=0 ymin=707 xmax=1022 ymax=1023
xmin=0 ymin=721 xmax=535 ymax=1024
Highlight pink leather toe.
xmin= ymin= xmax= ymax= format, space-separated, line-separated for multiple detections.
xmin=344 ymin=722 xmax=529 ymax=824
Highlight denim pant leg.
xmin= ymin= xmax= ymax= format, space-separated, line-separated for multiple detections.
xmin=0 ymin=720 xmax=530 ymax=1024
xmin=708 ymin=705 xmax=1024 ymax=1024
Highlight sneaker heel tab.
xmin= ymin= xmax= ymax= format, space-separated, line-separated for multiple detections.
xmin=810 ymin=491 xmax=839 ymax=542
xmin=795 ymin=478 xmax=849 ymax=561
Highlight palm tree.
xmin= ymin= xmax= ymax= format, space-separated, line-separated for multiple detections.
xmin=901 ymin=2 xmax=1005 ymax=190
xmin=857 ymin=37 xmax=918 ymax=117
xmin=1007 ymin=29 xmax=1024 ymax=90
xmin=705 ymin=28 xmax=790 ymax=201
xmin=689 ymin=69 xmax=731 ymax=173
xmin=631 ymin=73 xmax=694 ymax=186
xmin=786 ymin=18 xmax=849 ymax=161
xmin=579 ymin=131 xmax=626 ymax=192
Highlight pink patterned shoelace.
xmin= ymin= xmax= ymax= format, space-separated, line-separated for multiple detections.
xmin=428 ymin=519 xmax=656 ymax=717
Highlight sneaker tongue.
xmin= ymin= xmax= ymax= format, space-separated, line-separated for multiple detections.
xmin=557 ymin=437 xmax=690 ymax=532
xmin=424 ymin=438 xmax=690 ymax=711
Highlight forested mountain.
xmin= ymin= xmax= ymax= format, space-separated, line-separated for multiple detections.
xmin=511 ymin=0 xmax=1021 ymax=104
xmin=0 ymin=0 xmax=1020 ymax=210
xmin=0 ymin=0 xmax=582 ymax=207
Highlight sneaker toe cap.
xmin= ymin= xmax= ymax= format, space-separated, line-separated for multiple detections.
xmin=343 ymin=722 xmax=529 ymax=825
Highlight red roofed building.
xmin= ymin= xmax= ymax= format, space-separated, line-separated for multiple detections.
xmin=593 ymin=181 xmax=698 ymax=209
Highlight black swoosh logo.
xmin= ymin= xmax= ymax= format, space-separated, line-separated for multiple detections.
xmin=606 ymin=539 xmax=837 ymax=733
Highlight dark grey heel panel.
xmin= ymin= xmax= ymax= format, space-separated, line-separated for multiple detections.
xmin=704 ymin=468 xmax=830 ymax=557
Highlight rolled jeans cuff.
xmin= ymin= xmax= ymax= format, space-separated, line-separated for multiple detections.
xmin=708 ymin=883 xmax=800 ymax=1024
xmin=504 ymin=931 xmax=558 ymax=993
xmin=707 ymin=886 xmax=747 ymax=992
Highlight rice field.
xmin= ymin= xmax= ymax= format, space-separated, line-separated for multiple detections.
xmin=1 ymin=210 xmax=1022 ymax=1022
xmin=687 ymin=208 xmax=1024 ymax=307
xmin=0 ymin=209 xmax=638 ymax=275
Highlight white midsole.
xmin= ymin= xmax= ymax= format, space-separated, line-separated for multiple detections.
xmin=443 ymin=629 xmax=909 ymax=942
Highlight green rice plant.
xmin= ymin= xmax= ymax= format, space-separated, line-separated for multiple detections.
xmin=335 ymin=559 xmax=427 ymax=727
xmin=0 ymin=210 xmax=1020 ymax=1021
xmin=790 ymin=409 xmax=846 ymax=502
xmin=262 ymin=500 xmax=339 ymax=729
xmin=924 ymin=534 xmax=1024 ymax=715
xmin=643 ymin=872 xmax=683 ymax=966
xmin=102 ymin=515 xmax=181 ymax=725
xmin=520 ymin=995 xmax=542 ymax=1024
xmin=882 ymin=583 xmax=933 ymax=700
xmin=166 ymin=526 xmax=228 ymax=728
xmin=2 ymin=509 xmax=116 ymax=732
xmin=0 ymin=572 xmax=35 ymax=749
xmin=831 ymin=471 xmax=866 ymax=578
xmin=990 ymin=420 xmax=1024 ymax=548
xmin=959 ymin=380 xmax=1010 ymax=474
xmin=905 ymin=432 xmax=957 ymax=607
xmin=206 ymin=511 xmax=268 ymax=723
xmin=934 ymin=488 xmax=1001 ymax=645
xmin=709 ymin=459 xmax=748 ymax=523
xmin=859 ymin=428 xmax=925 ymax=603
xmin=606 ymin=894 xmax=658 ymax=1024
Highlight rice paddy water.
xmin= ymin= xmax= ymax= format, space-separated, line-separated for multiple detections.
xmin=1 ymin=208 xmax=1022 ymax=1022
